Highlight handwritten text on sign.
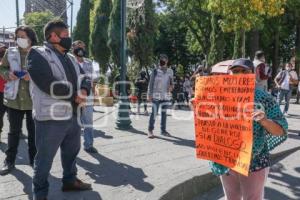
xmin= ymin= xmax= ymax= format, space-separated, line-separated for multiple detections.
xmin=194 ymin=74 xmax=255 ymax=176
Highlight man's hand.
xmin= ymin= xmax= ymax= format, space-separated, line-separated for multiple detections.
xmin=147 ymin=96 xmax=152 ymax=102
xmin=22 ymin=73 xmax=30 ymax=81
xmin=75 ymin=89 xmax=88 ymax=105
xmin=9 ymin=72 xmax=18 ymax=81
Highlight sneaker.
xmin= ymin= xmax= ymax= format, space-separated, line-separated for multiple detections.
xmin=161 ymin=131 xmax=171 ymax=137
xmin=0 ymin=161 xmax=15 ymax=176
xmin=148 ymin=131 xmax=154 ymax=139
xmin=84 ymin=147 xmax=98 ymax=154
xmin=62 ymin=178 xmax=92 ymax=192
xmin=144 ymin=111 xmax=149 ymax=116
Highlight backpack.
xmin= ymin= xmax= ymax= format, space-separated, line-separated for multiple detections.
xmin=275 ymin=70 xmax=287 ymax=86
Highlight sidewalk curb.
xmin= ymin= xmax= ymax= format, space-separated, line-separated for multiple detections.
xmin=146 ymin=146 xmax=300 ymax=200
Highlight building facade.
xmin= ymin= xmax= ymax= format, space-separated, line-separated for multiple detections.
xmin=25 ymin=0 xmax=68 ymax=23
xmin=0 ymin=30 xmax=15 ymax=47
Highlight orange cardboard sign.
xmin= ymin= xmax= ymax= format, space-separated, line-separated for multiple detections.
xmin=193 ymin=74 xmax=256 ymax=176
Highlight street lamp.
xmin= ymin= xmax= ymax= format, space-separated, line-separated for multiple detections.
xmin=116 ymin=0 xmax=132 ymax=130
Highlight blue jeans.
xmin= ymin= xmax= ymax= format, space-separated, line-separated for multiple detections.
xmin=32 ymin=116 xmax=81 ymax=200
xmin=148 ymin=100 xmax=169 ymax=132
xmin=81 ymin=106 xmax=94 ymax=149
xmin=277 ymin=89 xmax=292 ymax=113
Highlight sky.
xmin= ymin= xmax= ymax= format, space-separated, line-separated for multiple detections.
xmin=0 ymin=0 xmax=81 ymax=31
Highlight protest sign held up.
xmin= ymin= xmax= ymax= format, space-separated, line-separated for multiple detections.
xmin=193 ymin=74 xmax=256 ymax=176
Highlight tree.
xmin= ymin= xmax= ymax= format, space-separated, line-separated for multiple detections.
xmin=127 ymin=0 xmax=157 ymax=77
xmin=287 ymin=0 xmax=300 ymax=74
xmin=90 ymin=0 xmax=112 ymax=73
xmin=73 ymin=0 xmax=91 ymax=55
xmin=206 ymin=0 xmax=286 ymax=58
xmin=108 ymin=0 xmax=122 ymax=67
xmin=23 ymin=11 xmax=55 ymax=44
xmin=208 ymin=14 xmax=224 ymax=66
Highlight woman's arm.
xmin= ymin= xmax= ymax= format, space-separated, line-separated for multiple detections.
xmin=253 ymin=111 xmax=284 ymax=136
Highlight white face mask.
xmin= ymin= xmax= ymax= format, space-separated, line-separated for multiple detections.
xmin=17 ymin=38 xmax=30 ymax=49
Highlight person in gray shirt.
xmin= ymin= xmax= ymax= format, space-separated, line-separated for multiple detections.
xmin=147 ymin=54 xmax=173 ymax=138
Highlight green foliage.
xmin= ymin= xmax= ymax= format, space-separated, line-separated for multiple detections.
xmin=207 ymin=15 xmax=218 ymax=66
xmin=73 ymin=0 xmax=91 ymax=54
xmin=23 ymin=11 xmax=56 ymax=44
xmin=108 ymin=0 xmax=122 ymax=67
xmin=206 ymin=0 xmax=286 ymax=32
xmin=90 ymin=0 xmax=112 ymax=73
xmin=127 ymin=0 xmax=157 ymax=78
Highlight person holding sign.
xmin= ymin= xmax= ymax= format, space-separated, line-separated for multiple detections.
xmin=208 ymin=59 xmax=288 ymax=200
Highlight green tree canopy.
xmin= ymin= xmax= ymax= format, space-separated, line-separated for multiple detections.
xmin=90 ymin=0 xmax=112 ymax=73
xmin=127 ymin=0 xmax=157 ymax=76
xmin=108 ymin=0 xmax=121 ymax=67
xmin=73 ymin=0 xmax=91 ymax=54
xmin=23 ymin=11 xmax=56 ymax=44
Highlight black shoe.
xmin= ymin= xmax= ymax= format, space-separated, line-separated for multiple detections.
xmin=161 ymin=131 xmax=171 ymax=137
xmin=62 ymin=178 xmax=92 ymax=192
xmin=0 ymin=161 xmax=15 ymax=176
xmin=84 ymin=147 xmax=98 ymax=154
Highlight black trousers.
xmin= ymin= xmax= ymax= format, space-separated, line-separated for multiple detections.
xmin=0 ymin=92 xmax=7 ymax=133
xmin=5 ymin=108 xmax=36 ymax=165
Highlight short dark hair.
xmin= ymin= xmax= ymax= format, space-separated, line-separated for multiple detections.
xmin=72 ymin=40 xmax=85 ymax=48
xmin=44 ymin=20 xmax=68 ymax=41
xmin=255 ymin=50 xmax=265 ymax=60
xmin=159 ymin=54 xmax=168 ymax=60
xmin=15 ymin=26 xmax=38 ymax=46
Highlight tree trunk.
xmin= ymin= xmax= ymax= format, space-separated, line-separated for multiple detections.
xmin=241 ymin=29 xmax=246 ymax=58
xmin=272 ymin=27 xmax=280 ymax=79
xmin=249 ymin=30 xmax=259 ymax=60
xmin=233 ymin=30 xmax=242 ymax=59
xmin=208 ymin=14 xmax=218 ymax=67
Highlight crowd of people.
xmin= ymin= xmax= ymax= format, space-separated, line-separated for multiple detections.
xmin=0 ymin=19 xmax=297 ymax=200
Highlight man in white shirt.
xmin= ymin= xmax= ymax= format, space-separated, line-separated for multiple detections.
xmin=274 ymin=63 xmax=299 ymax=115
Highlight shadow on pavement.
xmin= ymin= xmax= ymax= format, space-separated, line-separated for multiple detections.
xmin=156 ymin=135 xmax=195 ymax=149
xmin=77 ymin=153 xmax=154 ymax=193
xmin=125 ymin=127 xmax=195 ymax=149
xmin=265 ymin=187 xmax=296 ymax=200
xmin=267 ymin=166 xmax=300 ymax=199
xmin=271 ymin=147 xmax=300 ymax=165
xmin=288 ymin=134 xmax=300 ymax=140
xmin=288 ymin=129 xmax=300 ymax=134
xmin=11 ymin=168 xmax=33 ymax=199
xmin=93 ymin=129 xmax=113 ymax=139
xmin=286 ymin=114 xmax=300 ymax=119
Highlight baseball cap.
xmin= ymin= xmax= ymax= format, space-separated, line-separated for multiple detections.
xmin=229 ymin=58 xmax=254 ymax=71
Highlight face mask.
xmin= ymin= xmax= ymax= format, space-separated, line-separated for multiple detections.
xmin=57 ymin=36 xmax=72 ymax=52
xmin=160 ymin=60 xmax=166 ymax=66
xmin=74 ymin=47 xmax=86 ymax=57
xmin=17 ymin=38 xmax=30 ymax=49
